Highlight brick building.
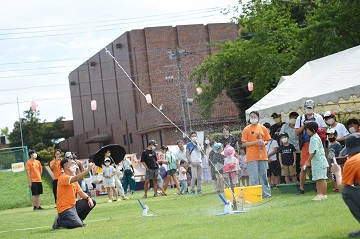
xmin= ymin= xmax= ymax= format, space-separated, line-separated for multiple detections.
xmin=60 ymin=23 xmax=241 ymax=158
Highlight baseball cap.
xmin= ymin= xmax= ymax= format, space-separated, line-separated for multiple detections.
xmin=104 ymin=157 xmax=111 ymax=162
xmin=279 ymin=132 xmax=289 ymax=138
xmin=64 ymin=151 xmax=73 ymax=159
xmin=213 ymin=143 xmax=223 ymax=150
xmin=304 ymin=100 xmax=315 ymax=109
xmin=148 ymin=140 xmax=158 ymax=146
xmin=340 ymin=133 xmax=360 ymax=155
xmin=324 ymin=111 xmax=335 ymax=118
xmin=326 ymin=128 xmax=337 ymax=136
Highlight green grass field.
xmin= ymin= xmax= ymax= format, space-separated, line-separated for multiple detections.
xmin=0 ymin=171 xmax=357 ymax=239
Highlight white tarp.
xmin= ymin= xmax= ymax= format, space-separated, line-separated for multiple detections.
xmin=246 ymin=45 xmax=360 ymax=121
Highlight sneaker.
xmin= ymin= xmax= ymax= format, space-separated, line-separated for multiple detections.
xmin=108 ymin=200 xmax=113 ymax=203
xmin=190 ymin=191 xmax=196 ymax=195
xmin=52 ymin=215 xmax=59 ymax=229
xmin=154 ymin=194 xmax=158 ymax=197
xmin=131 ymin=191 xmax=135 ymax=195
xmin=142 ymin=195 xmax=147 ymax=198
xmin=37 ymin=206 xmax=45 ymax=210
xmin=312 ymin=195 xmax=327 ymax=201
xmin=297 ymin=189 xmax=305 ymax=195
xmin=33 ymin=206 xmax=38 ymax=211
xmin=349 ymin=230 xmax=360 ymax=237
xmin=197 ymin=190 xmax=203 ymax=194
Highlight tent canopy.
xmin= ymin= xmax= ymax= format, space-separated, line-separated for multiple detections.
xmin=246 ymin=45 xmax=360 ymax=121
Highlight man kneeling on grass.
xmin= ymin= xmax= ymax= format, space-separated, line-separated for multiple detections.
xmin=332 ymin=133 xmax=360 ymax=237
xmin=52 ymin=155 xmax=96 ymax=229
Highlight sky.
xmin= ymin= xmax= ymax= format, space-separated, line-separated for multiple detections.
xmin=0 ymin=0 xmax=241 ymax=133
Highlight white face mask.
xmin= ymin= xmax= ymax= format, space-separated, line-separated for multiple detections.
xmin=250 ymin=118 xmax=258 ymax=124
xmin=305 ymin=108 xmax=313 ymax=114
xmin=191 ymin=137 xmax=197 ymax=141
xmin=205 ymin=139 xmax=210 ymax=145
xmin=69 ymin=165 xmax=77 ymax=173
xmin=32 ymin=153 xmax=37 ymax=159
xmin=274 ymin=118 xmax=280 ymax=124
xmin=289 ymin=118 xmax=296 ymax=125
xmin=326 ymin=118 xmax=335 ymax=125
xmin=151 ymin=146 xmax=156 ymax=150
xmin=105 ymin=162 xmax=110 ymax=166
xmin=349 ymin=127 xmax=356 ymax=134
xmin=281 ymin=138 xmax=288 ymax=143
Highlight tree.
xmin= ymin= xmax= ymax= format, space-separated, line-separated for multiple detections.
xmin=191 ymin=0 xmax=360 ymax=119
xmin=8 ymin=109 xmax=72 ymax=151
xmin=0 ymin=127 xmax=9 ymax=137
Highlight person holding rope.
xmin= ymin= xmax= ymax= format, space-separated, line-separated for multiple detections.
xmin=52 ymin=155 xmax=96 ymax=229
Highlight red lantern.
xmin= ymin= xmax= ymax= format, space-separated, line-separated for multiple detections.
xmin=31 ymin=101 xmax=36 ymax=111
xmin=91 ymin=100 xmax=97 ymax=111
xmin=248 ymin=82 xmax=254 ymax=92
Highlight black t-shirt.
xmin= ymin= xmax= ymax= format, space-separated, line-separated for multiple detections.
xmin=218 ymin=135 xmax=238 ymax=150
xmin=141 ymin=149 xmax=159 ymax=169
xmin=279 ymin=144 xmax=296 ymax=165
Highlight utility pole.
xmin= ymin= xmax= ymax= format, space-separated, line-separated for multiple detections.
xmin=168 ymin=48 xmax=189 ymax=136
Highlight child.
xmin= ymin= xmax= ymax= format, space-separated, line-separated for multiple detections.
xmin=156 ymin=170 xmax=167 ymax=196
xmin=102 ymin=158 xmax=119 ymax=202
xmin=238 ymin=147 xmax=249 ymax=186
xmin=209 ymin=143 xmax=225 ymax=192
xmin=304 ymin=122 xmax=329 ymax=201
xmin=326 ymin=128 xmax=342 ymax=192
xmin=223 ymin=145 xmax=239 ymax=186
xmin=159 ymin=162 xmax=167 ymax=181
xmin=178 ymin=160 xmax=188 ymax=195
xmin=278 ymin=133 xmax=297 ymax=184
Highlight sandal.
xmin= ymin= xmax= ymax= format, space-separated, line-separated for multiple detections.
xmin=142 ymin=195 xmax=147 ymax=198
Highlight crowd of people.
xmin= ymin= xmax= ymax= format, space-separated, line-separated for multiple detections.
xmin=25 ymin=98 xmax=360 ymax=236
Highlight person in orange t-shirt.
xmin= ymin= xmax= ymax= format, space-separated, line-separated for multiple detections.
xmin=242 ymin=111 xmax=272 ymax=198
xmin=52 ymin=155 xmax=96 ymax=229
xmin=332 ymin=133 xmax=360 ymax=237
xmin=25 ymin=150 xmax=44 ymax=210
xmin=50 ymin=149 xmax=62 ymax=203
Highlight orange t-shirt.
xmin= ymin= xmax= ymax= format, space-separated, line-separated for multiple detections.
xmin=50 ymin=158 xmax=62 ymax=180
xmin=342 ymin=153 xmax=360 ymax=186
xmin=56 ymin=173 xmax=81 ymax=214
xmin=25 ymin=159 xmax=42 ymax=182
xmin=242 ymin=124 xmax=271 ymax=162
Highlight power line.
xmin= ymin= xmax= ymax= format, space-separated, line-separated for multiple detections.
xmin=0 ymin=8 xmax=224 ymax=34
xmin=0 ymin=14 xmax=221 ymax=41
xmin=0 ymin=6 xmax=226 ymax=31
xmin=0 ymin=39 xmax=229 ymax=66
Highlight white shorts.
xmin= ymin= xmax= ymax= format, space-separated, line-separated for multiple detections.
xmin=104 ymin=181 xmax=115 ymax=188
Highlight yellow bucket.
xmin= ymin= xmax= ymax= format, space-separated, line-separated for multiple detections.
xmin=224 ymin=185 xmax=263 ymax=204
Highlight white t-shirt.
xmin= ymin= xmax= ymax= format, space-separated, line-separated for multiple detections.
xmin=175 ymin=149 xmax=188 ymax=163
xmin=329 ymin=123 xmax=350 ymax=139
xmin=266 ymin=139 xmax=279 ymax=161
xmin=178 ymin=166 xmax=187 ymax=180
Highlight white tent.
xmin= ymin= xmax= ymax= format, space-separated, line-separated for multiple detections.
xmin=245 ymin=45 xmax=360 ymax=121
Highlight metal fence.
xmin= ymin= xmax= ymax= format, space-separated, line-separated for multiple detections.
xmin=0 ymin=146 xmax=28 ymax=171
